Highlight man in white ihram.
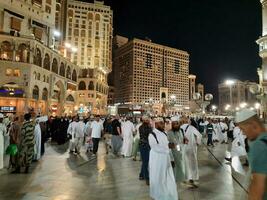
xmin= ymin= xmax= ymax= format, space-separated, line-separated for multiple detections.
xmin=180 ymin=117 xmax=202 ymax=188
xmin=149 ymin=117 xmax=178 ymax=200
xmin=121 ymin=117 xmax=135 ymax=157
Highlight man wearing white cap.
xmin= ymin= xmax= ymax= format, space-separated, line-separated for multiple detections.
xmin=121 ymin=116 xmax=135 ymax=157
xmin=180 ymin=117 xmax=202 ymax=188
xmin=0 ymin=113 xmax=7 ymax=169
xmin=149 ymin=117 xmax=178 ymax=200
xmin=167 ymin=115 xmax=186 ymax=183
xmin=73 ymin=116 xmax=85 ymax=154
xmin=236 ymin=108 xmax=267 ymax=200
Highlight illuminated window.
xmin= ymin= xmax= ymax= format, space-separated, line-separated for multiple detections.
xmin=6 ymin=68 xmax=13 ymax=76
xmin=13 ymin=69 xmax=21 ymax=77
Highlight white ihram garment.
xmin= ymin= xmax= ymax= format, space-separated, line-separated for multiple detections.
xmin=218 ymin=122 xmax=228 ymax=142
xmin=149 ymin=128 xmax=178 ymax=200
xmin=34 ymin=123 xmax=42 ymax=160
xmin=121 ymin=121 xmax=135 ymax=157
xmin=231 ymin=127 xmax=247 ymax=157
xmin=181 ymin=124 xmax=202 ymax=181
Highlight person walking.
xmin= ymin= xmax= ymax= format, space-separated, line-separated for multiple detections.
xmin=111 ymin=115 xmax=122 ymax=156
xmin=9 ymin=116 xmax=21 ymax=171
xmin=74 ymin=116 xmax=85 ymax=155
xmin=139 ymin=115 xmax=152 ymax=185
xmin=0 ymin=113 xmax=7 ymax=169
xmin=17 ymin=113 xmax=35 ymax=173
xmin=149 ymin=117 xmax=178 ymax=200
xmin=121 ymin=117 xmax=135 ymax=157
xmin=90 ymin=115 xmax=103 ymax=156
xmin=236 ymin=109 xmax=267 ymax=200
xmin=206 ymin=118 xmax=215 ymax=147
xmin=168 ymin=116 xmax=186 ymax=183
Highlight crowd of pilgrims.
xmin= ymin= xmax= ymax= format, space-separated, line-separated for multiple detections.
xmin=0 ymin=112 xmax=249 ymax=200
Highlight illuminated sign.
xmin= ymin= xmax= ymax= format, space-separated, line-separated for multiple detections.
xmin=0 ymin=106 xmax=16 ymax=112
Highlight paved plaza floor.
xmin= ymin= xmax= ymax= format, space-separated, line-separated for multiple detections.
xmin=0 ymin=140 xmax=249 ymax=200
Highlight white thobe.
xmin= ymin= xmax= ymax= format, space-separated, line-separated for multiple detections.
xmin=34 ymin=123 xmax=42 ymax=160
xmin=149 ymin=128 xmax=178 ymax=200
xmin=74 ymin=121 xmax=85 ymax=152
xmin=181 ymin=124 xmax=202 ymax=181
xmin=121 ymin=121 xmax=135 ymax=157
xmin=231 ymin=127 xmax=247 ymax=157
xmin=218 ymin=122 xmax=228 ymax=142
xmin=212 ymin=123 xmax=219 ymax=141
xmin=67 ymin=121 xmax=77 ymax=151
xmin=0 ymin=123 xmax=7 ymax=169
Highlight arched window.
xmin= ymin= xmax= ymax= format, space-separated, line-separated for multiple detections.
xmin=32 ymin=85 xmax=39 ymax=100
xmin=52 ymin=58 xmax=58 ymax=74
xmin=161 ymin=92 xmax=166 ymax=99
xmin=88 ymin=12 xmax=93 ymax=20
xmin=33 ymin=71 xmax=37 ymax=80
xmin=46 ymin=76 xmax=49 ymax=83
xmin=42 ymin=88 xmax=48 ymax=100
xmin=66 ymin=66 xmax=71 ymax=79
xmin=72 ymin=69 xmax=77 ymax=81
xmin=43 ymin=53 xmax=50 ymax=70
xmin=78 ymin=81 xmax=86 ymax=90
xmin=0 ymin=41 xmax=12 ymax=61
xmin=66 ymin=95 xmax=75 ymax=102
xmin=34 ymin=48 xmax=42 ymax=67
xmin=43 ymin=75 xmax=46 ymax=82
xmin=95 ymin=13 xmax=100 ymax=21
xmin=59 ymin=62 xmax=65 ymax=77
xmin=16 ymin=43 xmax=29 ymax=62
xmin=68 ymin=9 xmax=74 ymax=18
xmin=88 ymin=81 xmax=94 ymax=90
xmin=37 ymin=73 xmax=41 ymax=80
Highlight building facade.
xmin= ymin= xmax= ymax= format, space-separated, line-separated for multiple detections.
xmin=0 ymin=0 xmax=78 ymax=116
xmin=218 ymin=80 xmax=258 ymax=112
xmin=113 ymin=36 xmax=189 ymax=114
xmin=66 ymin=0 xmax=113 ymax=115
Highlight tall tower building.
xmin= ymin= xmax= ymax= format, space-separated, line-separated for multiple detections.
xmin=113 ymin=36 xmax=189 ymax=112
xmin=197 ymin=83 xmax=204 ymax=101
xmin=66 ymin=0 xmax=113 ymax=115
xmin=188 ymin=74 xmax=196 ymax=100
xmin=257 ymin=0 xmax=267 ymax=87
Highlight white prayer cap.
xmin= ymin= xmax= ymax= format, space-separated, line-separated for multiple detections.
xmin=90 ymin=115 xmax=94 ymax=119
xmin=171 ymin=115 xmax=181 ymax=122
xmin=154 ymin=117 xmax=164 ymax=123
xmin=0 ymin=113 xmax=3 ymax=118
xmin=235 ymin=108 xmax=257 ymax=123
xmin=142 ymin=115 xmax=150 ymax=120
xmin=79 ymin=116 xmax=84 ymax=120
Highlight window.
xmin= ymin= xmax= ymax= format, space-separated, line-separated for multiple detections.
xmin=32 ymin=85 xmax=39 ymax=100
xmin=145 ymin=53 xmax=152 ymax=68
xmin=174 ymin=60 xmax=180 ymax=74
xmin=6 ymin=69 xmax=13 ymax=76
xmin=14 ymin=69 xmax=21 ymax=77
xmin=78 ymin=81 xmax=86 ymax=90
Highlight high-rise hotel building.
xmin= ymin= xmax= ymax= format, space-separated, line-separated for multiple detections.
xmin=66 ymin=0 xmax=113 ymax=115
xmin=113 ymin=36 xmax=189 ymax=111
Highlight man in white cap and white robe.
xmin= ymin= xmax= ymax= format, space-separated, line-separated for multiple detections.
xmin=167 ymin=115 xmax=186 ymax=183
xmin=149 ymin=117 xmax=178 ymax=200
xmin=74 ymin=116 xmax=85 ymax=154
xmin=180 ymin=117 xmax=202 ymax=188
xmin=236 ymin=108 xmax=267 ymax=199
xmin=121 ymin=116 xmax=135 ymax=157
xmin=0 ymin=113 xmax=7 ymax=169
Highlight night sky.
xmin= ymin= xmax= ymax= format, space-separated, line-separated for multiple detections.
xmin=86 ymin=0 xmax=262 ymax=102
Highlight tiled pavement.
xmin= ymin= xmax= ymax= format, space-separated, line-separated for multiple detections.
xmin=0 ymin=140 xmax=249 ymax=200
